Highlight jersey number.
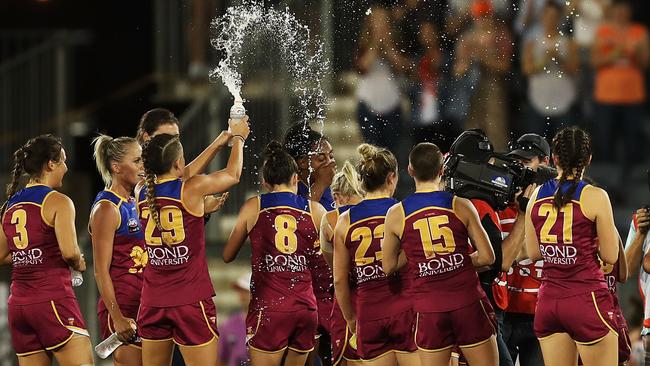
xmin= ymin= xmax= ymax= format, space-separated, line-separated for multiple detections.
xmin=141 ymin=206 xmax=186 ymax=245
xmin=413 ymin=216 xmax=456 ymax=259
xmin=274 ymin=215 xmax=298 ymax=254
xmin=10 ymin=209 xmax=29 ymax=249
xmin=351 ymin=224 xmax=384 ymax=266
xmin=538 ymin=203 xmax=573 ymax=244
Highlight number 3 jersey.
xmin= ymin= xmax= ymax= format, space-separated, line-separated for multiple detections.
xmin=136 ymin=178 xmax=214 ymax=307
xmin=248 ymin=191 xmax=318 ymax=312
xmin=91 ymin=190 xmax=146 ymax=307
xmin=400 ymin=191 xmax=484 ymax=313
xmin=530 ymin=180 xmax=607 ymax=298
xmin=1 ymin=184 xmax=75 ymax=305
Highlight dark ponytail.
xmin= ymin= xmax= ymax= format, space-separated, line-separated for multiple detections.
xmin=262 ymin=141 xmax=298 ymax=186
xmin=551 ymin=127 xmax=592 ymax=210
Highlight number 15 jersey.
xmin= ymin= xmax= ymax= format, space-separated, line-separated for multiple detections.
xmin=248 ymin=191 xmax=318 ymax=312
xmin=136 ymin=178 xmax=214 ymax=307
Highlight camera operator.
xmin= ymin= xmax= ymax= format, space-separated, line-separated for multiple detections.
xmin=625 ymin=206 xmax=650 ymax=364
xmin=446 ymin=130 xmax=514 ymax=366
xmin=492 ymin=134 xmax=551 ymax=366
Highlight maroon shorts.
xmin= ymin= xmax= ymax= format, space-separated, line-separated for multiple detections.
xmin=98 ymin=303 xmax=142 ymax=348
xmin=137 ymin=299 xmax=218 ymax=346
xmin=416 ymin=298 xmax=496 ymax=351
xmin=331 ymin=301 xmax=360 ymax=365
xmin=246 ymin=308 xmax=317 ymax=353
xmin=317 ymin=298 xmax=333 ymax=337
xmin=614 ymin=308 xmax=631 ymax=363
xmin=534 ymin=289 xmax=617 ymax=344
xmin=356 ymin=308 xmax=416 ymax=360
xmin=8 ymin=298 xmax=88 ymax=356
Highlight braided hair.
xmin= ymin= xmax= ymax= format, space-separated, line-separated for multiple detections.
xmin=551 ymin=127 xmax=592 ymax=210
xmin=356 ymin=143 xmax=398 ymax=193
xmin=3 ymin=135 xmax=63 ymax=214
xmin=141 ymin=133 xmax=183 ymax=244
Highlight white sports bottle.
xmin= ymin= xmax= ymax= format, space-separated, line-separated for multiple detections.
xmin=228 ymin=100 xmax=246 ymax=146
xmin=95 ymin=323 xmax=139 ymax=359
xmin=71 ymin=269 xmax=83 ymax=287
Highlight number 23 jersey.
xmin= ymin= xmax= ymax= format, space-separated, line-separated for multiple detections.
xmin=248 ymin=191 xmax=318 ymax=312
xmin=136 ymin=178 xmax=214 ymax=307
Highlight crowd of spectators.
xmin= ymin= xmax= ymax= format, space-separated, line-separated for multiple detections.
xmin=353 ymin=0 xmax=650 ymax=165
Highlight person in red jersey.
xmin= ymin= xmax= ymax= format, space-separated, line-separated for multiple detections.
xmin=90 ymin=135 xmax=146 ymax=365
xmin=222 ymin=141 xmax=327 ymax=366
xmin=283 ymin=122 xmax=337 ymax=366
xmin=525 ymin=127 xmax=619 ymax=366
xmin=0 ymin=135 xmax=92 ymax=365
xmin=492 ymin=133 xmax=550 ymax=366
xmin=137 ymin=108 xmax=233 ymax=215
xmin=333 ymin=144 xmax=419 ymax=366
xmin=382 ymin=142 xmax=497 ymax=366
xmin=320 ymin=161 xmax=365 ymax=366
xmin=135 ymin=118 xmax=249 ymax=366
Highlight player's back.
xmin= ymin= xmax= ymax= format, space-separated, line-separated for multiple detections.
xmin=345 ymin=197 xmax=409 ymax=320
xmin=400 ymin=191 xmax=484 ymax=312
xmin=92 ymin=190 xmax=146 ymax=306
xmin=2 ymin=184 xmax=74 ymax=305
xmin=136 ymin=178 xmax=213 ymax=307
xmin=248 ymin=191 xmax=318 ymax=312
xmin=531 ymin=179 xmax=606 ymax=298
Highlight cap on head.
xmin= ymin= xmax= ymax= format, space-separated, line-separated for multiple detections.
xmin=507 ymin=133 xmax=550 ymax=160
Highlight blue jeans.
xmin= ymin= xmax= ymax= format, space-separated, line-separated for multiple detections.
xmin=497 ymin=312 xmax=544 ymax=366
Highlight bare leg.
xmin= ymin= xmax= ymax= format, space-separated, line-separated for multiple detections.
xmin=418 ymin=348 xmax=454 ymax=366
xmin=142 ymin=339 xmax=174 ymax=366
xmin=17 ymin=351 xmax=52 ymax=366
xmin=249 ymin=348 xmax=284 ymax=366
xmin=284 ymin=349 xmax=310 ymax=366
xmin=395 ymin=351 xmax=421 ymax=366
xmin=576 ymin=331 xmax=618 ymax=366
xmin=179 ymin=337 xmax=218 ymax=366
xmin=114 ymin=345 xmax=142 ymax=366
xmin=538 ymin=333 xmax=578 ymax=366
xmin=52 ymin=334 xmax=94 ymax=365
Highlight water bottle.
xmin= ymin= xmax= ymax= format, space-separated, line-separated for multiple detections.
xmin=95 ymin=332 xmax=122 ymax=359
xmin=227 ymin=100 xmax=246 ymax=147
xmin=71 ymin=269 xmax=83 ymax=287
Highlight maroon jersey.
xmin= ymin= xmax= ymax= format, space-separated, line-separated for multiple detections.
xmin=91 ymin=190 xmax=146 ymax=309
xmin=136 ymin=178 xmax=214 ymax=307
xmin=531 ymin=180 xmax=607 ymax=298
xmin=248 ymin=191 xmax=318 ymax=312
xmin=345 ymin=197 xmax=410 ymax=321
xmin=400 ymin=191 xmax=484 ymax=312
xmin=601 ymin=258 xmax=621 ymax=306
xmin=2 ymin=184 xmax=75 ymax=305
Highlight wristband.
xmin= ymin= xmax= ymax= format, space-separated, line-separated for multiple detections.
xmin=231 ymin=135 xmax=246 ymax=144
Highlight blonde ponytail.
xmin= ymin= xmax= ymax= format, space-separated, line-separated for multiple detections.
xmin=331 ymin=160 xmax=364 ymax=198
xmin=92 ymin=134 xmax=138 ymax=187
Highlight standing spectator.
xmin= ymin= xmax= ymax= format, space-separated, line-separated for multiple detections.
xmin=514 ymin=0 xmax=567 ymax=48
xmin=217 ymin=273 xmax=252 ymax=366
xmin=355 ymin=5 xmax=410 ymax=155
xmin=591 ymin=0 xmax=649 ymax=164
xmin=454 ymin=0 xmax=513 ymax=150
xmin=522 ymin=2 xmax=580 ymax=138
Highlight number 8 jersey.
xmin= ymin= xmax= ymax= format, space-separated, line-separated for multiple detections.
xmin=136 ymin=178 xmax=214 ymax=307
xmin=248 ymin=191 xmax=318 ymax=312
xmin=2 ymin=184 xmax=75 ymax=305
xmin=530 ymin=179 xmax=607 ymax=298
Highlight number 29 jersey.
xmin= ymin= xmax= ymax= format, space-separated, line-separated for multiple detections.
xmin=530 ymin=180 xmax=607 ymax=298
xmin=2 ymin=184 xmax=75 ymax=305
xmin=136 ymin=178 xmax=214 ymax=307
xmin=248 ymin=191 xmax=318 ymax=312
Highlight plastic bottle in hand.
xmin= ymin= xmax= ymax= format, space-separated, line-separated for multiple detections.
xmin=71 ymin=269 xmax=83 ymax=287
xmin=228 ymin=100 xmax=246 ymax=146
xmin=95 ymin=322 xmax=138 ymax=359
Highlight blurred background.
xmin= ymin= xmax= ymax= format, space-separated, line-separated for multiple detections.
xmin=0 ymin=0 xmax=649 ymax=364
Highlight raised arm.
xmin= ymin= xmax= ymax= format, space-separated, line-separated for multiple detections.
xmin=183 ymin=126 xmax=239 ymax=179
xmin=333 ymin=212 xmax=355 ymax=332
xmin=90 ymin=202 xmax=136 ymax=341
xmin=525 ymin=187 xmax=543 ymax=262
xmin=501 ymin=185 xmax=536 ymax=270
xmin=456 ymin=198 xmax=495 ymax=267
xmin=626 ymin=208 xmax=649 ymax=276
xmin=48 ymin=193 xmax=85 ymax=271
xmin=223 ymin=197 xmax=258 ymax=263
xmin=382 ymin=203 xmax=405 ymax=276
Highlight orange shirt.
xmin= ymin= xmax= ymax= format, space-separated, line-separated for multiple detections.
xmin=594 ymin=23 xmax=648 ymax=104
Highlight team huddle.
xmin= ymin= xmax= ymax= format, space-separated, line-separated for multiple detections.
xmin=0 ymin=107 xmax=632 ymax=366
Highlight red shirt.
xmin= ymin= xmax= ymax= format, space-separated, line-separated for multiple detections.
xmin=2 ymin=184 xmax=76 ymax=305
xmin=248 ymin=192 xmax=318 ymax=312
xmin=401 ymin=191 xmax=484 ymax=312
xmin=137 ymin=179 xmax=214 ymax=307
